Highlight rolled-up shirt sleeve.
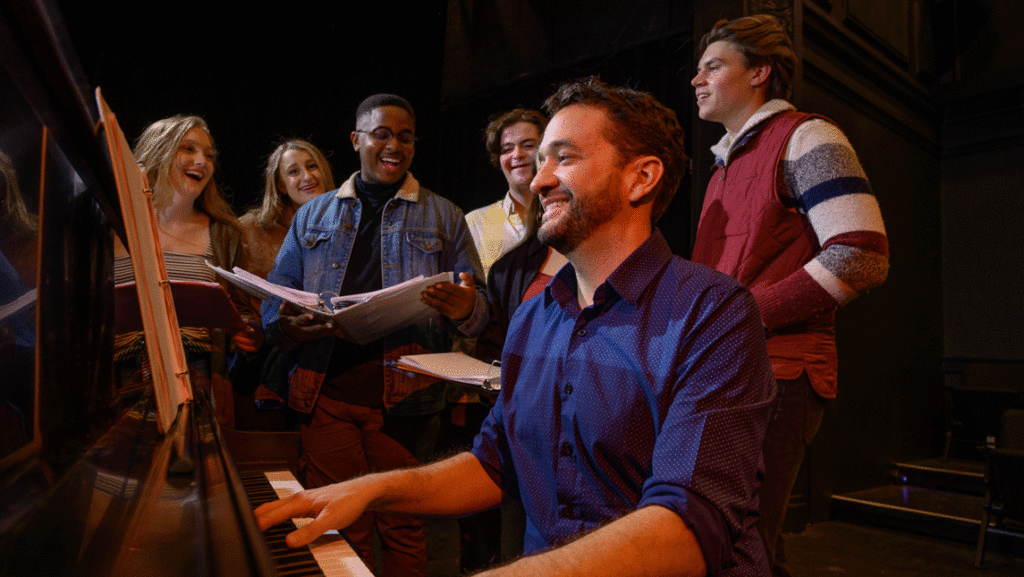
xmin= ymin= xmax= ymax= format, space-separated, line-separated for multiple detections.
xmin=638 ymin=288 xmax=775 ymax=573
xmin=470 ymin=394 xmax=520 ymax=499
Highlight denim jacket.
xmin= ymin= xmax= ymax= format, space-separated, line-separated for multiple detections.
xmin=262 ymin=172 xmax=488 ymax=415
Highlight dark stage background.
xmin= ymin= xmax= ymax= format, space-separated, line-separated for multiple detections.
xmin=54 ymin=1 xmax=699 ymax=254
xmin=56 ymin=1 xmax=448 ymax=218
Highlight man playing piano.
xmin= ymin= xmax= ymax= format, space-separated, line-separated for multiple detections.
xmin=258 ymin=78 xmax=776 ymax=576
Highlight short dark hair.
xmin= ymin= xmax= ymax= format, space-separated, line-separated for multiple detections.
xmin=355 ymin=94 xmax=416 ymax=126
xmin=699 ymin=14 xmax=796 ymax=101
xmin=484 ymin=108 xmax=548 ymax=167
xmin=542 ymin=76 xmax=687 ymax=224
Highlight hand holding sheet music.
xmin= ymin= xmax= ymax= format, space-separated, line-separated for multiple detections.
xmin=209 ymin=264 xmax=453 ymax=345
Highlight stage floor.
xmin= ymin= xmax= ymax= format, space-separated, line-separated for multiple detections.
xmin=785 ymin=520 xmax=1024 ymax=576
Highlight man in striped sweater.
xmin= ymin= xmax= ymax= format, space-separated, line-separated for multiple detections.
xmin=691 ymin=14 xmax=889 ymax=577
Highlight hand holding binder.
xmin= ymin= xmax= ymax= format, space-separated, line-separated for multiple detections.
xmin=209 ymin=264 xmax=453 ymax=345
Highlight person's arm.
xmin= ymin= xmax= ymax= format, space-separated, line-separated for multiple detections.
xmin=213 ymin=222 xmax=265 ymax=352
xmin=262 ymin=211 xmax=310 ymax=348
xmin=639 ymin=282 xmax=775 ymax=574
xmin=753 ymin=119 xmax=889 ymax=331
xmin=477 ymin=505 xmax=706 ymax=577
xmin=254 ymin=452 xmax=502 ymax=548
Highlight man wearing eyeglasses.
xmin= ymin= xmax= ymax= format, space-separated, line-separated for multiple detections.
xmin=262 ymin=93 xmax=487 ymax=577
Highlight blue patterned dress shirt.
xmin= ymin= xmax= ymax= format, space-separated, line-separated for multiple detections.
xmin=471 ymin=229 xmax=776 ymax=576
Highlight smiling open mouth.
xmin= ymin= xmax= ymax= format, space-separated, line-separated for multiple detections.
xmin=542 ymin=198 xmax=569 ymax=219
xmin=380 ymin=156 xmax=403 ymax=169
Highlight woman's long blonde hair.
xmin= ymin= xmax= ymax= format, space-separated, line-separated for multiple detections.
xmin=250 ymin=139 xmax=334 ymax=229
xmin=133 ymin=115 xmax=239 ymax=230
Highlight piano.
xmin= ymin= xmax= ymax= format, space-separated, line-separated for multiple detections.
xmin=0 ymin=2 xmax=371 ymax=575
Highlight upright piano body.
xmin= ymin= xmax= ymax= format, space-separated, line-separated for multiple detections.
xmin=0 ymin=3 xmax=361 ymax=575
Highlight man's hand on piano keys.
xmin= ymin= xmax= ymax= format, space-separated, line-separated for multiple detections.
xmin=254 ymin=476 xmax=376 ymax=548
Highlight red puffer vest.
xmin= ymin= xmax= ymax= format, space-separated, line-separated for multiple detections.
xmin=692 ymin=111 xmax=838 ymax=398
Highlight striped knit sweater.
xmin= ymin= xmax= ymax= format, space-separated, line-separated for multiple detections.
xmin=710 ymin=99 xmax=889 ymax=331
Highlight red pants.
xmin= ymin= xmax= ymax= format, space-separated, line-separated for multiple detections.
xmin=300 ymin=396 xmax=434 ymax=577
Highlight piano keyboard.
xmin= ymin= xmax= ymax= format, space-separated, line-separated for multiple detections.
xmin=241 ymin=470 xmax=375 ymax=577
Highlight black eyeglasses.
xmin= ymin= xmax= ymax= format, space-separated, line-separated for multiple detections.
xmin=355 ymin=127 xmax=417 ymax=146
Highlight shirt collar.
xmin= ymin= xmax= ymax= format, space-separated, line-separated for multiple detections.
xmin=711 ymin=99 xmax=795 ymax=167
xmin=335 ymin=171 xmax=420 ymax=203
xmin=546 ymin=229 xmax=673 ymax=311
xmin=502 ymin=191 xmax=540 ymax=224
xmin=500 ymin=192 xmax=516 ymax=216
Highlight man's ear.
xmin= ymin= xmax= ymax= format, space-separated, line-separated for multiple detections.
xmin=625 ymin=155 xmax=664 ymax=204
xmin=350 ymin=131 xmax=360 ymax=151
xmin=750 ymin=64 xmax=771 ymax=89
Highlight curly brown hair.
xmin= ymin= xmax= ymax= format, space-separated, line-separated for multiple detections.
xmin=542 ymin=77 xmax=687 ymax=224
xmin=483 ymin=108 xmax=548 ymax=167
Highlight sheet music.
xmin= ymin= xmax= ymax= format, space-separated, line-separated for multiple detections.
xmin=96 ymin=88 xmax=192 ymax=434
xmin=397 ymin=352 xmax=501 ymax=390
xmin=209 ymin=264 xmax=452 ymax=345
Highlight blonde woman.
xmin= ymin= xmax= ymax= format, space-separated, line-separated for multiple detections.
xmin=233 ymin=139 xmax=333 ymax=415
xmin=114 ymin=115 xmax=261 ymax=425
xmin=239 ymin=139 xmax=334 ymax=280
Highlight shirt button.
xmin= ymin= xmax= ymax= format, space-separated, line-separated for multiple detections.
xmin=560 ymin=442 xmax=573 ymax=457
xmin=345 ymin=222 xmax=353 ymax=229
xmin=331 ymin=263 xmax=340 ymax=269
xmin=564 ymin=384 xmax=573 ymax=395
xmin=577 ymin=329 xmax=586 ymax=337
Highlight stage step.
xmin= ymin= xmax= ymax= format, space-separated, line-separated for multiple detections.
xmin=890 ymin=457 xmax=986 ymax=495
xmin=830 ymin=457 xmax=1024 ymax=558
xmin=831 ymin=484 xmax=983 ymax=543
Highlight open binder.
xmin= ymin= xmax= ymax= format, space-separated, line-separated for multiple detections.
xmin=209 ymin=264 xmax=452 ymax=345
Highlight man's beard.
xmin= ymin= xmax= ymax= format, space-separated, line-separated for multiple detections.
xmin=537 ymin=186 xmax=618 ymax=255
